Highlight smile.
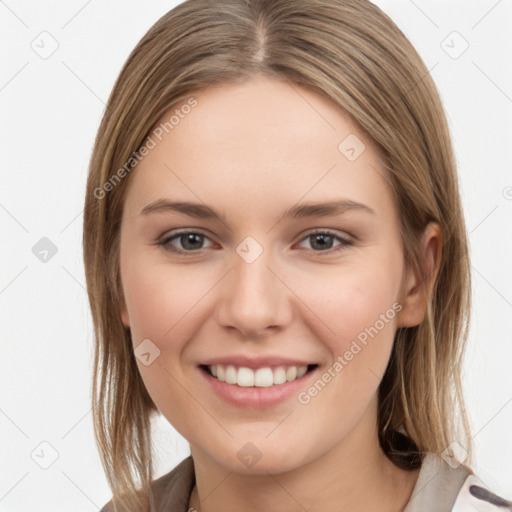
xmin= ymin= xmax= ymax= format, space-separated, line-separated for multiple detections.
xmin=203 ymin=364 xmax=317 ymax=387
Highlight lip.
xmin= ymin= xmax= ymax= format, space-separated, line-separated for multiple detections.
xmin=198 ymin=363 xmax=319 ymax=408
xmin=199 ymin=355 xmax=315 ymax=370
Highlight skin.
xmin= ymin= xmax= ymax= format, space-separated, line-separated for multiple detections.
xmin=118 ymin=75 xmax=442 ymax=512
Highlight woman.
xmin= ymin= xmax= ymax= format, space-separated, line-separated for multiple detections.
xmin=83 ymin=1 xmax=511 ymax=510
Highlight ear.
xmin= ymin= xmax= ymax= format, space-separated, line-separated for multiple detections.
xmin=120 ymin=301 xmax=130 ymax=328
xmin=397 ymin=222 xmax=443 ymax=328
xmin=119 ymin=288 xmax=131 ymax=328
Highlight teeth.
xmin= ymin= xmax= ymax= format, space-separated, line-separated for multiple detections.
xmin=286 ymin=366 xmax=297 ymax=381
xmin=297 ymin=365 xmax=307 ymax=378
xmin=238 ymin=367 xmax=254 ymax=387
xmin=225 ymin=365 xmax=237 ymax=384
xmin=273 ymin=367 xmax=287 ymax=385
xmin=254 ymin=367 xmax=273 ymax=387
xmin=206 ymin=364 xmax=310 ymax=387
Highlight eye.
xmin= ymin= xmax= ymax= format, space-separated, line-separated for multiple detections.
xmin=297 ymin=229 xmax=353 ymax=254
xmin=157 ymin=228 xmax=353 ymax=255
xmin=157 ymin=230 xmax=215 ymax=253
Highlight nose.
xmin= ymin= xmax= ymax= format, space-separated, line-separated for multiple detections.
xmin=215 ymin=247 xmax=292 ymax=338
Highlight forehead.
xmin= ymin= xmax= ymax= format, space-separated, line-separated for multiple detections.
xmin=122 ymin=76 xmax=395 ymax=223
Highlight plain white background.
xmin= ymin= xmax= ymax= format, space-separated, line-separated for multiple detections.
xmin=1 ymin=1 xmax=511 ymax=510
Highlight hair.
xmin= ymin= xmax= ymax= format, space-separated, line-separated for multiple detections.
xmin=82 ymin=0 xmax=472 ymax=510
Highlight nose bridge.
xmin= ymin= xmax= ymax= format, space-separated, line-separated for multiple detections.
xmin=216 ymin=241 xmax=290 ymax=335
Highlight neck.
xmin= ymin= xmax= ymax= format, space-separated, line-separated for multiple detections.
xmin=188 ymin=400 xmax=420 ymax=512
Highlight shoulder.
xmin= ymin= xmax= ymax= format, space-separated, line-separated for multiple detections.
xmin=100 ymin=456 xmax=196 ymax=512
xmin=404 ymin=452 xmax=511 ymax=512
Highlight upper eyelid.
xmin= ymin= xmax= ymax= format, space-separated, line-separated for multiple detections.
xmin=159 ymin=228 xmax=214 ymax=243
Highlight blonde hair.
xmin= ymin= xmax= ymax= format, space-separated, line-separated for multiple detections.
xmin=83 ymin=0 xmax=472 ymax=510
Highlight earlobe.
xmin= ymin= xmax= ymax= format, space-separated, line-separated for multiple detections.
xmin=117 ymin=273 xmax=131 ymax=327
xmin=119 ymin=294 xmax=131 ymax=328
xmin=397 ymin=222 xmax=443 ymax=328
xmin=121 ymin=306 xmax=130 ymax=328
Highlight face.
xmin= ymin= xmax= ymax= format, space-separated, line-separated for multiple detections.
xmin=118 ymin=75 xmax=419 ymax=474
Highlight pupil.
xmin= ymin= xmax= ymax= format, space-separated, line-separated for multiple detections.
xmin=312 ymin=234 xmax=332 ymax=251
xmin=183 ymin=233 xmax=202 ymax=250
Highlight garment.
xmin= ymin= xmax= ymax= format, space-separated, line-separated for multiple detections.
xmin=100 ymin=452 xmax=511 ymax=511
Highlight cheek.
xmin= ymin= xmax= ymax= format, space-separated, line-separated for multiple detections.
xmin=119 ymin=253 xmax=213 ymax=422
xmin=289 ymin=258 xmax=402 ymax=435
xmin=120 ymin=254 xmax=214 ymax=346
xmin=293 ymin=256 xmax=402 ymax=354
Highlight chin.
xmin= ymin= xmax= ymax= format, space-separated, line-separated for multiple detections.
xmin=194 ymin=436 xmax=312 ymax=475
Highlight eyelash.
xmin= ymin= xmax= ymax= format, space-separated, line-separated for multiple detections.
xmin=156 ymin=229 xmax=354 ymax=256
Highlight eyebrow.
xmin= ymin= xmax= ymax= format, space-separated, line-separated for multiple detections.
xmin=140 ymin=198 xmax=375 ymax=221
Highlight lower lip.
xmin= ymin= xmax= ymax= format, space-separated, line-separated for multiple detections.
xmin=198 ymin=366 xmax=318 ymax=408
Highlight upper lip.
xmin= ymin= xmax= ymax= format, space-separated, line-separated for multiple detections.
xmin=199 ymin=355 xmax=316 ymax=370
